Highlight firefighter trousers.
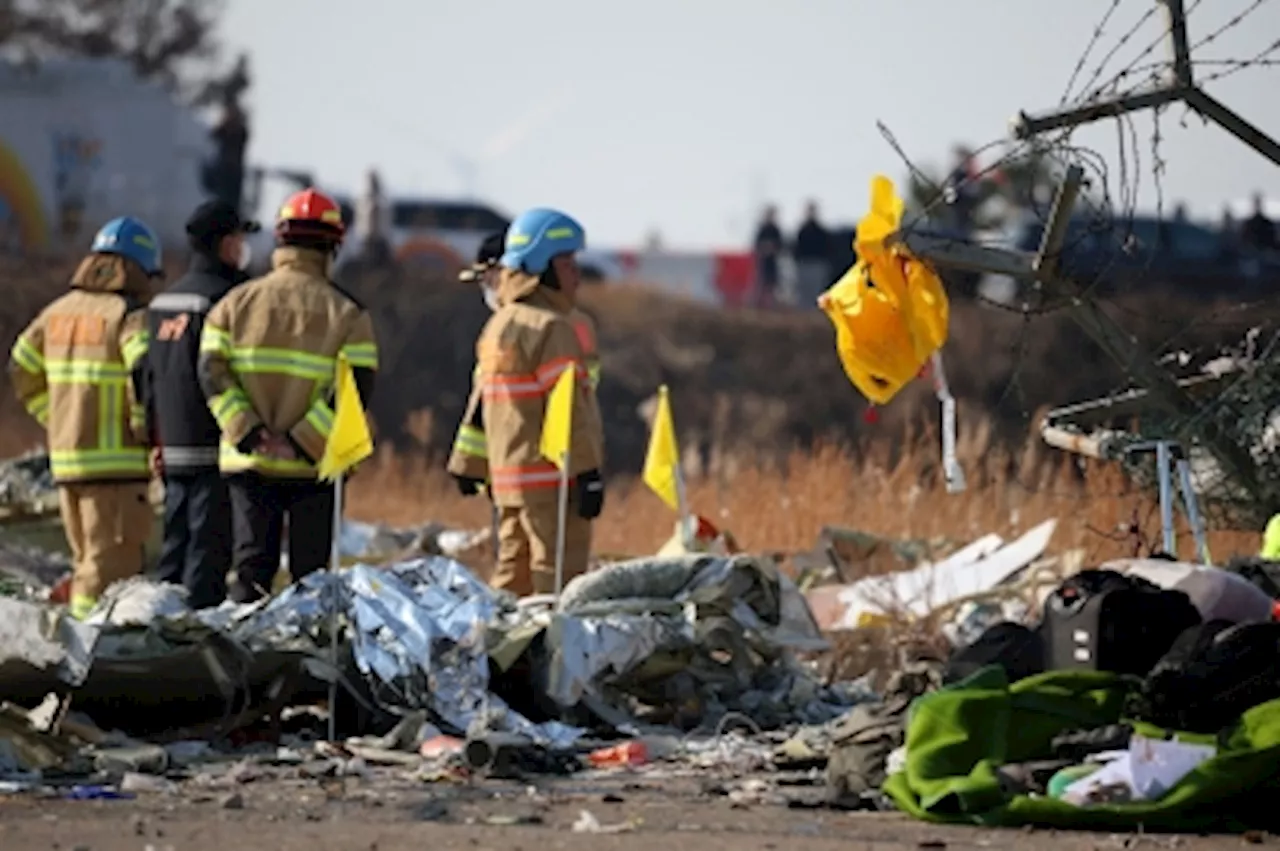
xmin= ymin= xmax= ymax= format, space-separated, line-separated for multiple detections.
xmin=226 ymin=473 xmax=335 ymax=603
xmin=154 ymin=471 xmax=232 ymax=609
xmin=493 ymin=501 xmax=592 ymax=597
xmin=59 ymin=481 xmax=153 ymax=619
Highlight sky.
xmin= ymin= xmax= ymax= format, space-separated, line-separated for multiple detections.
xmin=220 ymin=0 xmax=1280 ymax=250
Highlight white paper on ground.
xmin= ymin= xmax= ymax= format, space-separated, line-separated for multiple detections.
xmin=1061 ymin=734 xmax=1216 ymax=806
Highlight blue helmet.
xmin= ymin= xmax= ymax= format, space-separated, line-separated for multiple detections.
xmin=90 ymin=216 xmax=163 ymax=276
xmin=500 ymin=207 xmax=585 ymax=275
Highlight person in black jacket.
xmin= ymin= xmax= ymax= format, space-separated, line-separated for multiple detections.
xmin=146 ymin=199 xmax=259 ymax=608
xmin=792 ymin=201 xmax=831 ymax=307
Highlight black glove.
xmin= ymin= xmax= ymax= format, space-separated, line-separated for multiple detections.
xmin=236 ymin=425 xmax=266 ymax=454
xmin=576 ymin=469 xmax=604 ymax=519
xmin=453 ymin=474 xmax=484 ymax=497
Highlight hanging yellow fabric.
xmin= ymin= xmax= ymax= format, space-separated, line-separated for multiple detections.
xmin=818 ymin=175 xmax=950 ymax=405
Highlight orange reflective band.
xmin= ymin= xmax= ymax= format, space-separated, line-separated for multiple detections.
xmin=490 ymin=462 xmax=573 ymax=493
xmin=483 ymin=373 xmax=544 ymax=400
xmin=535 ymin=356 xmax=582 ymax=388
xmin=482 ymin=357 xmax=589 ymax=400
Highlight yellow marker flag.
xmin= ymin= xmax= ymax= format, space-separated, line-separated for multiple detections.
xmin=642 ymin=385 xmax=680 ymax=511
xmin=317 ymin=353 xmax=373 ymax=482
xmin=540 ymin=366 xmax=575 ymax=469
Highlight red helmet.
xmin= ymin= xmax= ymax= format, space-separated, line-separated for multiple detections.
xmin=275 ymin=188 xmax=346 ymax=244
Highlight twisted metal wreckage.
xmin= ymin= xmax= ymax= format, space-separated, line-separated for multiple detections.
xmin=0 ymin=536 xmax=858 ymax=751
xmin=894 ymin=0 xmax=1280 ymax=551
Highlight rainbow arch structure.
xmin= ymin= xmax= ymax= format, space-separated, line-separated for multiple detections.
xmin=0 ymin=139 xmax=50 ymax=251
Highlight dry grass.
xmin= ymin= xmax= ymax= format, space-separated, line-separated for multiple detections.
xmin=346 ymin=410 xmax=1263 ymax=566
xmin=0 ymin=259 xmax=1265 ymax=569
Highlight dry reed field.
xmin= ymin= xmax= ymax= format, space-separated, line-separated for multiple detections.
xmin=345 ymin=410 xmax=1264 ymax=567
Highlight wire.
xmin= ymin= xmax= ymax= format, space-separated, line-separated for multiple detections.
xmin=870 ymin=0 xmax=1280 ymax=530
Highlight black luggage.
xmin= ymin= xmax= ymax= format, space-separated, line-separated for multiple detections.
xmin=943 ymin=621 xmax=1045 ymax=685
xmin=1040 ymin=569 xmax=1201 ymax=676
xmin=1128 ymin=620 xmax=1280 ymax=733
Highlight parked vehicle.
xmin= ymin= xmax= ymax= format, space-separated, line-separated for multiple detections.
xmin=1005 ymin=214 xmax=1280 ymax=297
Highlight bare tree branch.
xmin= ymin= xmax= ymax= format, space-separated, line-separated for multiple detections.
xmin=0 ymin=0 xmax=246 ymax=104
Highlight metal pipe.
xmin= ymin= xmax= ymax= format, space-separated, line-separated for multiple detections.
xmin=1040 ymin=424 xmax=1105 ymax=459
xmin=1184 ymin=88 xmax=1280 ymax=169
xmin=1011 ymin=87 xmax=1190 ymax=139
xmin=1156 ymin=442 xmax=1177 ymax=556
xmin=1176 ymin=457 xmax=1211 ymax=564
xmin=1033 ymin=165 xmax=1084 ymax=278
xmin=464 ymin=732 xmax=535 ymax=775
xmin=1161 ymin=0 xmax=1195 ymax=88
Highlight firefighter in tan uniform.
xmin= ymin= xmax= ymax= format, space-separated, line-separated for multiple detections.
xmin=449 ymin=228 xmax=602 ymax=494
xmin=198 ymin=188 xmax=379 ymax=603
xmin=8 ymin=216 xmax=163 ymax=619
xmin=453 ymin=208 xmax=604 ymax=596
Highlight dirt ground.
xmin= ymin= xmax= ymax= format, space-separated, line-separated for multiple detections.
xmin=0 ymin=772 xmax=1259 ymax=851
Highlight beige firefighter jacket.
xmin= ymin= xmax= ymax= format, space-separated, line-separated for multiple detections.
xmin=197 ymin=246 xmax=379 ymax=479
xmin=464 ymin=269 xmax=604 ymax=506
xmin=8 ymin=254 xmax=153 ymax=483
xmin=448 ymin=305 xmax=600 ymax=483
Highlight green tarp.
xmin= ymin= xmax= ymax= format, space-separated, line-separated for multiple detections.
xmin=884 ymin=666 xmax=1280 ymax=832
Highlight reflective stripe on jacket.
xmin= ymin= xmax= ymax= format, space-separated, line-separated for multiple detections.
xmin=146 ymin=254 xmax=247 ymax=475
xmin=8 ymin=254 xmax=152 ymax=483
xmin=469 ymin=269 xmax=604 ymax=506
xmin=197 ymin=246 xmax=378 ymax=479
xmin=447 ymin=307 xmax=601 ymax=482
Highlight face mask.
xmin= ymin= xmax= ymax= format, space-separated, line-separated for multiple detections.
xmin=482 ymin=285 xmax=501 ymax=312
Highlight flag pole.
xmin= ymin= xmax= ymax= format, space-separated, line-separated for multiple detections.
xmin=489 ymin=496 xmax=500 ymax=572
xmin=674 ymin=458 xmax=691 ymax=548
xmin=554 ymin=449 xmax=570 ymax=595
xmin=326 ymin=471 xmax=343 ymax=743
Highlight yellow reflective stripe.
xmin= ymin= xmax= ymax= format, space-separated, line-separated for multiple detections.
xmin=129 ymin=403 xmax=147 ymax=432
xmin=26 ymin=391 xmax=49 ymax=426
xmin=340 ymin=342 xmax=378 ymax=370
xmin=200 ymin=324 xmax=231 ymax=355
xmin=304 ymin=400 xmax=335 ymax=439
xmin=45 ymin=359 xmax=128 ymax=384
xmin=209 ymin=388 xmax=253 ymax=431
xmin=121 ymin=330 xmax=149 ymax=371
xmin=588 ymin=361 xmax=601 ymax=388
xmin=11 ymin=335 xmax=44 ymax=373
xmin=229 ymin=346 xmax=334 ymax=381
xmin=49 ymin=448 xmax=148 ymax=479
xmin=453 ymin=424 xmax=488 ymax=459
xmin=70 ymin=594 xmax=97 ymax=620
xmin=99 ymin=383 xmax=122 ymax=449
xmin=219 ymin=442 xmax=315 ymax=475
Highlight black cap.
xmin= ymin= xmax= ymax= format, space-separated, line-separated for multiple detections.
xmin=458 ymin=230 xmax=507 ymax=283
xmin=185 ymin=199 xmax=261 ymax=246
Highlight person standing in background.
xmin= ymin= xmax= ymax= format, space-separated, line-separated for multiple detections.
xmin=468 ymin=208 xmax=605 ymax=596
xmin=198 ymin=188 xmax=379 ymax=603
xmin=147 ymin=200 xmax=259 ymax=609
xmin=792 ymin=201 xmax=831 ymax=307
xmin=1242 ymin=193 xmax=1277 ymax=253
xmin=9 ymin=217 xmax=162 ymax=618
xmin=753 ymin=205 xmax=784 ymax=308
